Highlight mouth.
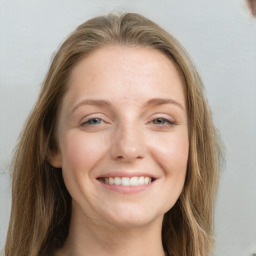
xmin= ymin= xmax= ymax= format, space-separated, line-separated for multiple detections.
xmin=97 ymin=176 xmax=157 ymax=187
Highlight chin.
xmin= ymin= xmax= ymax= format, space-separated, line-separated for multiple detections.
xmin=102 ymin=206 xmax=164 ymax=230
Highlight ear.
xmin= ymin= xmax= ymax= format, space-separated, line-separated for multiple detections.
xmin=48 ymin=152 xmax=62 ymax=168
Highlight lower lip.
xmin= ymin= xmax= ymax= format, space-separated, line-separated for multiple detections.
xmin=97 ymin=180 xmax=155 ymax=194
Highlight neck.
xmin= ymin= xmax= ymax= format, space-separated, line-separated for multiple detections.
xmin=55 ymin=205 xmax=166 ymax=256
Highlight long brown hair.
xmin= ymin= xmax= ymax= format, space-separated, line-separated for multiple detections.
xmin=5 ymin=13 xmax=222 ymax=256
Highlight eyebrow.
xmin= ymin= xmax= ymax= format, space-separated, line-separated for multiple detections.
xmin=71 ymin=97 xmax=185 ymax=113
xmin=143 ymin=98 xmax=185 ymax=111
xmin=71 ymin=99 xmax=111 ymax=113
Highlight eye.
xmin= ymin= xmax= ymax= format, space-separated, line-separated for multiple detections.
xmin=150 ymin=117 xmax=176 ymax=128
xmin=152 ymin=118 xmax=168 ymax=125
xmin=81 ymin=118 xmax=103 ymax=126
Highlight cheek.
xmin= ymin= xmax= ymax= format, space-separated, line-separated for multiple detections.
xmin=59 ymin=131 xmax=110 ymax=202
xmin=147 ymin=131 xmax=188 ymax=213
xmin=149 ymin=131 xmax=189 ymax=174
xmin=60 ymin=131 xmax=108 ymax=174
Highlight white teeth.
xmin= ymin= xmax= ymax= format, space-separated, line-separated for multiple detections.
xmin=139 ymin=176 xmax=145 ymax=185
xmin=101 ymin=176 xmax=153 ymax=186
xmin=130 ymin=177 xmax=139 ymax=186
xmin=121 ymin=177 xmax=130 ymax=186
xmin=109 ymin=177 xmax=114 ymax=185
xmin=144 ymin=177 xmax=150 ymax=184
xmin=114 ymin=177 xmax=121 ymax=185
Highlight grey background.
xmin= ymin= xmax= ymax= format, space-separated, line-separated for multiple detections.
xmin=0 ymin=0 xmax=255 ymax=255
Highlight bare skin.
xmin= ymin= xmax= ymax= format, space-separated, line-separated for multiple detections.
xmin=52 ymin=46 xmax=188 ymax=256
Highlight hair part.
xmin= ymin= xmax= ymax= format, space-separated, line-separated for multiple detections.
xmin=5 ymin=13 xmax=222 ymax=256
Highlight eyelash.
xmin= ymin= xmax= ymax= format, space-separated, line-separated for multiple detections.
xmin=149 ymin=118 xmax=176 ymax=128
xmin=80 ymin=117 xmax=176 ymax=128
xmin=80 ymin=118 xmax=104 ymax=127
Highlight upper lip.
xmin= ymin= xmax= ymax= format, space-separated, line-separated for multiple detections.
xmin=96 ymin=171 xmax=158 ymax=179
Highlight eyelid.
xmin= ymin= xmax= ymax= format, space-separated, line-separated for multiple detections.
xmin=79 ymin=113 xmax=110 ymax=126
xmin=147 ymin=113 xmax=177 ymax=128
xmin=148 ymin=112 xmax=176 ymax=122
xmin=151 ymin=118 xmax=176 ymax=125
xmin=81 ymin=118 xmax=103 ymax=126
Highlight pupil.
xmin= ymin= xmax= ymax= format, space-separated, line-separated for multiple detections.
xmin=155 ymin=118 xmax=165 ymax=124
xmin=89 ymin=118 xmax=100 ymax=124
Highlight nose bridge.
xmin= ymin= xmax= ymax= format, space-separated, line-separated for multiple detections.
xmin=110 ymin=118 xmax=146 ymax=161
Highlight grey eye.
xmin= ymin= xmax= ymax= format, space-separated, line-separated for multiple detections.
xmin=87 ymin=118 xmax=103 ymax=125
xmin=152 ymin=118 xmax=167 ymax=125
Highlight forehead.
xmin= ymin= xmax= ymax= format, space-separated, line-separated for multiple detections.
xmin=64 ymin=46 xmax=186 ymax=109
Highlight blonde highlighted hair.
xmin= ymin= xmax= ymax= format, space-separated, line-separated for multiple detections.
xmin=5 ymin=13 xmax=222 ymax=256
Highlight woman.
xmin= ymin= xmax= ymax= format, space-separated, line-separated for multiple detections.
xmin=5 ymin=13 xmax=222 ymax=256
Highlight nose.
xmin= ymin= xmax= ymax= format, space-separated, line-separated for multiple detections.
xmin=110 ymin=123 xmax=146 ymax=162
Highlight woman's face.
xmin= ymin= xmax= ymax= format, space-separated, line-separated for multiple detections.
xmin=52 ymin=46 xmax=189 ymax=229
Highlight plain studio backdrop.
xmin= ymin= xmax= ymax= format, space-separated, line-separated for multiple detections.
xmin=0 ymin=0 xmax=255 ymax=255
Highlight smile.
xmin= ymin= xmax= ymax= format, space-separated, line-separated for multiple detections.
xmin=99 ymin=176 xmax=154 ymax=186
